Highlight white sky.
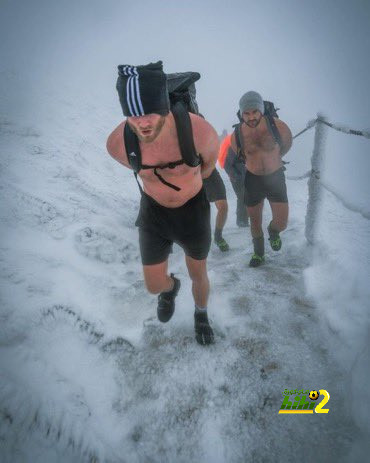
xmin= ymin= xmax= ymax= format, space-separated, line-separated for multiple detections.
xmin=1 ymin=0 xmax=370 ymax=202
xmin=1 ymin=0 xmax=369 ymax=127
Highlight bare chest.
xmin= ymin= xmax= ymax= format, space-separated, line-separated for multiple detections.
xmin=242 ymin=127 xmax=276 ymax=155
xmin=138 ymin=135 xmax=199 ymax=182
xmin=140 ymin=134 xmax=181 ymax=167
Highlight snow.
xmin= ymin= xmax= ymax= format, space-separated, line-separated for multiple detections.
xmin=1 ymin=71 xmax=369 ymax=462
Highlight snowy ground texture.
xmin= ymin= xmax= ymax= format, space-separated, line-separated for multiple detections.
xmin=1 ymin=72 xmax=369 ymax=462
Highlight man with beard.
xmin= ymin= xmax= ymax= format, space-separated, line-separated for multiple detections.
xmin=231 ymin=91 xmax=292 ymax=267
xmin=106 ymin=62 xmax=219 ymax=345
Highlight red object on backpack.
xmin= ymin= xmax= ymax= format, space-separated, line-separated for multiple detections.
xmin=218 ymin=134 xmax=231 ymax=169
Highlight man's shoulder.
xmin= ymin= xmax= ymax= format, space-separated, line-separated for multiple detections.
xmin=189 ymin=113 xmax=218 ymax=140
xmin=106 ymin=120 xmax=130 ymax=167
xmin=274 ymin=117 xmax=290 ymax=130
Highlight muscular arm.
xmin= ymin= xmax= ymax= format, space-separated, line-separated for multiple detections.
xmin=276 ymin=119 xmax=293 ymax=156
xmin=106 ymin=121 xmax=132 ymax=169
xmin=190 ymin=113 xmax=219 ymax=179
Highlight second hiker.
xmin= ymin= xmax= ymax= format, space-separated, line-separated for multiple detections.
xmin=231 ymin=91 xmax=293 ymax=267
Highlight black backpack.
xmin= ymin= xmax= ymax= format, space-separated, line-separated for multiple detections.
xmin=123 ymin=71 xmax=202 ymax=191
xmin=234 ymin=100 xmax=283 ymax=160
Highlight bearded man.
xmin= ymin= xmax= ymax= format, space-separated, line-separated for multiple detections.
xmin=107 ymin=62 xmax=219 ymax=344
xmin=231 ymin=91 xmax=292 ymax=267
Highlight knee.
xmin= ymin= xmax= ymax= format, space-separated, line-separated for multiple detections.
xmin=216 ymin=200 xmax=228 ymax=214
xmin=249 ymin=215 xmax=262 ymax=227
xmin=145 ymin=278 xmax=166 ymax=294
xmin=189 ymin=271 xmax=209 ymax=286
xmin=272 ymin=219 xmax=288 ymax=232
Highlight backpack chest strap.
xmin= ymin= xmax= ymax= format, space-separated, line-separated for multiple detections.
xmin=140 ymin=159 xmax=186 ymax=191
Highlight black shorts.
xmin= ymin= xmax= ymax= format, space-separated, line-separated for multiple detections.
xmin=135 ymin=188 xmax=211 ymax=265
xmin=203 ymin=169 xmax=227 ymax=202
xmin=244 ymin=167 xmax=288 ymax=207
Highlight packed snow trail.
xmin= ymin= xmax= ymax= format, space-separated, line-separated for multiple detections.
xmin=0 ymin=80 xmax=365 ymax=462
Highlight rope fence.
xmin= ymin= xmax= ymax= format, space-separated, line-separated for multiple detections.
xmin=288 ymin=114 xmax=370 ymax=243
xmin=293 ymin=117 xmax=370 ymax=140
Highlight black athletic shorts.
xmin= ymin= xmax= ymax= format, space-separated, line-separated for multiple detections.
xmin=244 ymin=167 xmax=288 ymax=207
xmin=135 ymin=188 xmax=211 ymax=265
xmin=203 ymin=168 xmax=227 ymax=203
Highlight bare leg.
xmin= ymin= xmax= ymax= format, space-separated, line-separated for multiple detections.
xmin=185 ymin=256 xmax=209 ymax=308
xmin=247 ymin=201 xmax=265 ymax=266
xmin=267 ymin=201 xmax=289 ymax=251
xmin=186 ymin=255 xmax=214 ymax=345
xmin=247 ymin=201 xmax=264 ymax=238
xmin=214 ymin=199 xmax=228 ymax=233
xmin=142 ymin=260 xmax=173 ymax=294
xmin=269 ymin=202 xmax=289 ymax=232
xmin=214 ymin=200 xmax=229 ymax=251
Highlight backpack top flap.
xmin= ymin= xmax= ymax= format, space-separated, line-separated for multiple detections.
xmin=263 ymin=100 xmax=279 ymax=118
xmin=167 ymin=72 xmax=201 ymax=114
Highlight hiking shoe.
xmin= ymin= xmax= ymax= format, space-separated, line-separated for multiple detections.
xmin=215 ymin=238 xmax=230 ymax=252
xmin=268 ymin=226 xmax=282 ymax=251
xmin=157 ymin=274 xmax=181 ymax=323
xmin=194 ymin=311 xmax=214 ymax=345
xmin=249 ymin=253 xmax=265 ymax=267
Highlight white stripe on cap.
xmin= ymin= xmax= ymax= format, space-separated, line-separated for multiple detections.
xmin=123 ymin=66 xmax=136 ymax=116
xmin=132 ymin=67 xmax=145 ymax=116
xmin=123 ymin=66 xmax=144 ymax=116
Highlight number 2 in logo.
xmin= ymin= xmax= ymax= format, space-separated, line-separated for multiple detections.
xmin=315 ymin=390 xmax=330 ymax=414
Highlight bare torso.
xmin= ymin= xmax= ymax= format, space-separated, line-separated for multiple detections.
xmin=233 ymin=117 xmax=292 ymax=176
xmin=138 ymin=119 xmax=203 ymax=207
xmin=107 ymin=112 xmax=218 ymax=208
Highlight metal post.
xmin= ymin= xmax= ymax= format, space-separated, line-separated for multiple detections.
xmin=305 ymin=114 xmax=327 ymax=245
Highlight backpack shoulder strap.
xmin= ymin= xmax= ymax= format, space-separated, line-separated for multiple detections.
xmin=264 ymin=114 xmax=283 ymax=150
xmin=123 ymin=123 xmax=147 ymax=193
xmin=171 ymin=101 xmax=201 ymax=167
xmin=233 ymin=123 xmax=245 ymax=161
xmin=123 ymin=123 xmax=142 ymax=172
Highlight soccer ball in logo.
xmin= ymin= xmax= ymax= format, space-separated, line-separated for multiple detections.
xmin=309 ymin=390 xmax=319 ymax=400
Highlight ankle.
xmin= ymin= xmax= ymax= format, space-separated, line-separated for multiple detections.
xmin=195 ymin=305 xmax=207 ymax=313
xmin=252 ymin=235 xmax=265 ymax=257
xmin=214 ymin=228 xmax=223 ymax=242
xmin=268 ymin=222 xmax=280 ymax=234
xmin=162 ymin=274 xmax=176 ymax=293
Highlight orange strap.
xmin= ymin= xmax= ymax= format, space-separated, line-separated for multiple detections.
xmin=218 ymin=134 xmax=231 ymax=168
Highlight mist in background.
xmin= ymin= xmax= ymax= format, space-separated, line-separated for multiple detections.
xmin=1 ymin=1 xmax=369 ymax=460
xmin=1 ymin=0 xmax=369 ymax=209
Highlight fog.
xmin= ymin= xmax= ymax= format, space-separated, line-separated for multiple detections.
xmin=1 ymin=0 xmax=369 ymax=205
xmin=0 ymin=0 xmax=369 ymax=461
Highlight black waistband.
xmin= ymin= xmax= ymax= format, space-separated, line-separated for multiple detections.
xmin=246 ymin=167 xmax=284 ymax=178
xmin=142 ymin=186 xmax=204 ymax=211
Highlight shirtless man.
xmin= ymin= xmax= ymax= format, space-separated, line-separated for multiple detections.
xmin=231 ymin=91 xmax=292 ymax=267
xmin=106 ymin=62 xmax=219 ymax=344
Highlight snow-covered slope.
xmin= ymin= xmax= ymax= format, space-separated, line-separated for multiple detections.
xmin=0 ymin=71 xmax=368 ymax=462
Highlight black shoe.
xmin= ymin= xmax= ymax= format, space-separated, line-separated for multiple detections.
xmin=249 ymin=253 xmax=265 ymax=267
xmin=157 ymin=274 xmax=181 ymax=323
xmin=194 ymin=311 xmax=214 ymax=345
